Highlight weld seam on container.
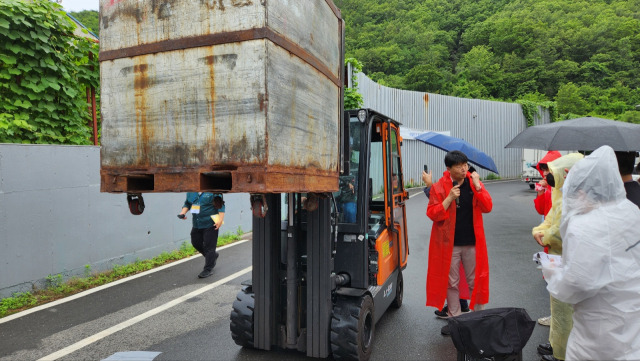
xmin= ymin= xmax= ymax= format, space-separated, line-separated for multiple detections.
xmin=99 ymin=27 xmax=340 ymax=87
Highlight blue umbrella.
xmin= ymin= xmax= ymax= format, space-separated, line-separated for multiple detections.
xmin=415 ymin=132 xmax=499 ymax=174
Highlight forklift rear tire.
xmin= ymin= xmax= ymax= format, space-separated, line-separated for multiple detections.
xmin=330 ymin=295 xmax=375 ymax=361
xmin=230 ymin=286 xmax=254 ymax=348
xmin=391 ymin=271 xmax=403 ymax=309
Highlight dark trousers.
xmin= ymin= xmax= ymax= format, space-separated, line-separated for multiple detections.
xmin=191 ymin=226 xmax=219 ymax=271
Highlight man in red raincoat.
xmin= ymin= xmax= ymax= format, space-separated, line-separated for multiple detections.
xmin=426 ymin=151 xmax=493 ymax=336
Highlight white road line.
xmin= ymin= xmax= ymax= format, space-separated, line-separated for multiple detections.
xmin=0 ymin=239 xmax=251 ymax=324
xmin=37 ymin=266 xmax=252 ymax=361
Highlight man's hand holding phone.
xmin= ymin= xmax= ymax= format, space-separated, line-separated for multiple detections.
xmin=422 ymin=164 xmax=433 ymax=187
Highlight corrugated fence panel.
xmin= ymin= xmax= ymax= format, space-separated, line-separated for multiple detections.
xmin=356 ymin=73 xmax=551 ymax=184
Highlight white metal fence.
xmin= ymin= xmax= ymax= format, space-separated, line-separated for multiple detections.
xmin=355 ymin=72 xmax=551 ymax=185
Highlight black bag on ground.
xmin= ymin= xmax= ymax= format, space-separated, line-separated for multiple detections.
xmin=448 ymin=307 xmax=535 ymax=359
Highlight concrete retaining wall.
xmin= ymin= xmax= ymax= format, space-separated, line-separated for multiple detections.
xmin=0 ymin=144 xmax=251 ymax=298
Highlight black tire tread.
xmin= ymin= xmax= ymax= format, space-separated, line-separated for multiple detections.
xmin=391 ymin=271 xmax=403 ymax=309
xmin=330 ymin=295 xmax=375 ymax=361
xmin=230 ymin=286 xmax=255 ymax=348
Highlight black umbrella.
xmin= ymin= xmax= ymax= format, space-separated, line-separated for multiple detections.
xmin=505 ymin=116 xmax=640 ymax=151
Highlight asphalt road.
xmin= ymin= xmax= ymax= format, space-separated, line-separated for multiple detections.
xmin=0 ymin=180 xmax=552 ymax=361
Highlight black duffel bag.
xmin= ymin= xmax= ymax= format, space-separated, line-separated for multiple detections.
xmin=447 ymin=307 xmax=535 ymax=360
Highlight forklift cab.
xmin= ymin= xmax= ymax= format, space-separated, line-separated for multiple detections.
xmin=334 ymin=109 xmax=409 ymax=290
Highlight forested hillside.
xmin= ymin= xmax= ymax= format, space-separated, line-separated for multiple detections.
xmin=69 ymin=1 xmax=640 ymax=122
xmin=69 ymin=10 xmax=99 ymax=36
xmin=335 ymin=0 xmax=640 ymax=122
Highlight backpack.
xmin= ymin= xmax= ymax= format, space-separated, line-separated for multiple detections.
xmin=448 ymin=308 xmax=535 ymax=359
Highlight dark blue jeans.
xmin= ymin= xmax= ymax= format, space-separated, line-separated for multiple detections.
xmin=341 ymin=202 xmax=356 ymax=223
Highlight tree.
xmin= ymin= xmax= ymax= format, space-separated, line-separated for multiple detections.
xmin=0 ymin=0 xmax=99 ymax=144
xmin=618 ymin=110 xmax=640 ymax=124
xmin=69 ymin=10 xmax=99 ymax=37
xmin=405 ymin=64 xmax=451 ymax=93
xmin=337 ymin=0 xmax=640 ymax=121
xmin=556 ymin=83 xmax=589 ymax=116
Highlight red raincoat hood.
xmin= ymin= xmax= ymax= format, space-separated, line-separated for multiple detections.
xmin=536 ymin=151 xmax=562 ymax=177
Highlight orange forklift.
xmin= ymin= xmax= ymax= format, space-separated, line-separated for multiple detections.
xmin=96 ymin=2 xmax=407 ymax=360
xmin=230 ymin=109 xmax=410 ymax=360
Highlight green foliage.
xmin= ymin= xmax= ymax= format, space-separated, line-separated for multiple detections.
xmin=517 ymin=100 xmax=540 ymax=127
xmin=344 ymin=58 xmax=364 ymax=110
xmin=218 ymin=226 xmax=245 ymax=246
xmin=45 ymin=274 xmax=63 ymax=289
xmin=556 ymin=83 xmax=589 ymax=115
xmin=336 ymin=0 xmax=640 ymax=120
xmin=404 ymin=179 xmax=421 ymax=189
xmin=68 ymin=10 xmax=99 ymax=36
xmin=0 ymin=232 xmax=248 ymax=318
xmin=0 ymin=292 xmax=37 ymax=317
xmin=0 ymin=0 xmax=99 ymax=144
xmin=517 ymin=99 xmax=559 ymax=127
xmin=618 ymin=110 xmax=640 ymax=124
xmin=541 ymin=101 xmax=558 ymax=123
xmin=485 ymin=173 xmax=501 ymax=180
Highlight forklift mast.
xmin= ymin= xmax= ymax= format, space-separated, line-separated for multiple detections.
xmin=231 ymin=109 xmax=409 ymax=361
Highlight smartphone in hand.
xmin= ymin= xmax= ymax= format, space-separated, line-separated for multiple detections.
xmin=423 ymin=164 xmax=428 ymax=173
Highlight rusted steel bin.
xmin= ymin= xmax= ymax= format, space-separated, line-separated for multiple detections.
xmin=99 ymin=0 xmax=344 ymax=193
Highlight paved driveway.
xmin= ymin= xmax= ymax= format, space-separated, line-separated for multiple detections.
xmin=0 ymin=180 xmax=551 ymax=361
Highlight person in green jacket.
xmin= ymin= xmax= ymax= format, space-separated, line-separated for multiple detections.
xmin=178 ymin=192 xmax=225 ymax=278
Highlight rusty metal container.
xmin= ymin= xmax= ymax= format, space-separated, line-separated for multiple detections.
xmin=99 ymin=0 xmax=344 ymax=193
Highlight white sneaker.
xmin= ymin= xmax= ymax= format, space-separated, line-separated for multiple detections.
xmin=538 ymin=315 xmax=551 ymax=326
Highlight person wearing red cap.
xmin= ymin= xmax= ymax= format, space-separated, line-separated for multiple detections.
xmin=533 ymin=151 xmax=562 ymax=220
xmin=532 ymin=151 xmax=561 ymax=329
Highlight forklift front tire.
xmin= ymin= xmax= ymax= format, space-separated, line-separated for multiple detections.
xmin=230 ymin=286 xmax=255 ymax=348
xmin=391 ymin=270 xmax=403 ymax=309
xmin=331 ymin=295 xmax=375 ymax=361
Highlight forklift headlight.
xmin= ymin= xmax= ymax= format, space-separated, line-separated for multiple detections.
xmin=357 ymin=109 xmax=367 ymax=123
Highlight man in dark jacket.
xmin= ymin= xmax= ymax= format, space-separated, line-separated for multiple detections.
xmin=615 ymin=151 xmax=640 ymax=208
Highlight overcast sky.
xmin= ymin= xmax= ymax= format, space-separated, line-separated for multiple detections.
xmin=59 ymin=0 xmax=99 ymax=12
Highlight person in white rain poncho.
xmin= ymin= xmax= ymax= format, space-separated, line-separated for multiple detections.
xmin=542 ymin=145 xmax=640 ymax=360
